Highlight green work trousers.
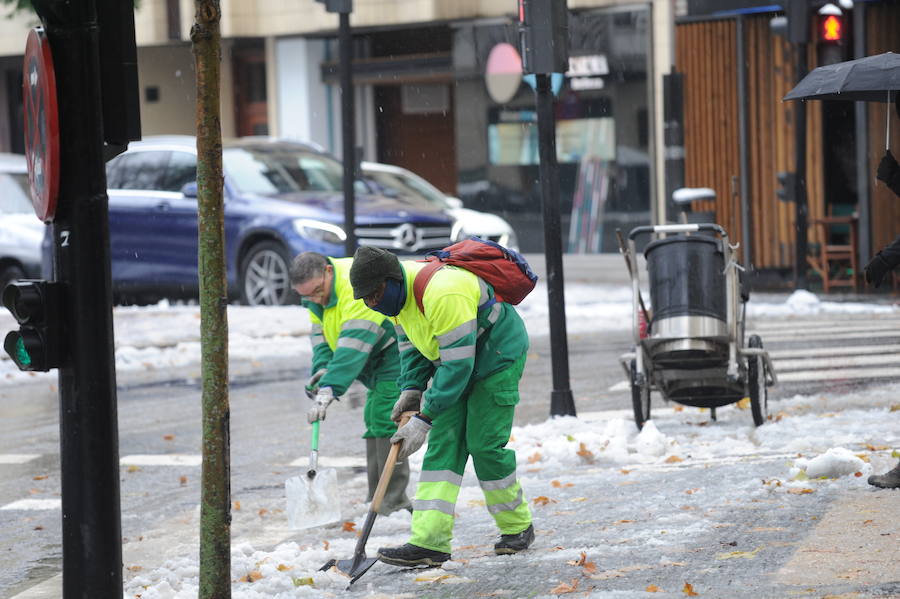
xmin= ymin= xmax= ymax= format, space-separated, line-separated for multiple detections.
xmin=409 ymin=354 xmax=531 ymax=553
xmin=363 ymin=377 xmax=410 ymax=514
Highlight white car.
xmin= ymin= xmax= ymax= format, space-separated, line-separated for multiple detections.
xmin=0 ymin=154 xmax=44 ymax=290
xmin=360 ymin=161 xmax=519 ymax=251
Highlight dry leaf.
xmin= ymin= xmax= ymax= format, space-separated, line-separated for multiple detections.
xmin=673 ymin=405 xmax=684 ymax=412
xmin=550 ymin=579 xmax=579 ymax=594
xmin=863 ymin=519 xmax=874 ymax=525
xmin=646 ymin=585 xmax=661 ymax=592
xmin=551 ymin=480 xmax=574 ymax=488
xmin=533 ymin=496 xmax=557 ymax=506
xmin=890 ymin=404 xmax=900 ymax=412
xmin=277 ymin=564 xmax=293 ymax=571
xmin=582 ymin=561 xmax=597 ymax=575
xmin=566 ymin=552 xmax=588 ymax=567
xmin=126 ymin=465 xmax=140 ymax=473
xmin=258 ymin=509 xmax=268 ymax=517
xmin=322 ymin=540 xmax=329 ymax=550
xmin=179 ymin=476 xmax=188 ymax=486
xmin=613 ymin=519 xmax=634 ymax=524
xmin=735 ymin=397 xmax=750 ymax=410
xmin=127 ymin=565 xmax=142 ymax=572
xmin=683 ymin=581 xmax=699 ymax=596
xmin=239 ymin=571 xmax=263 ymax=583
xmin=163 ymin=434 xmax=175 ymax=441
xmin=233 ymin=501 xmax=241 ymax=511
xmin=414 ymin=573 xmax=456 ymax=582
xmin=34 ymin=525 xmax=44 ymax=531
xmin=576 ymin=443 xmax=595 ymax=464
xmin=292 ymin=576 xmax=314 ymax=586
xmin=854 ymin=472 xmax=863 ymax=477
xmin=684 ymin=488 xmax=699 ymax=494
xmin=528 ymin=452 xmax=542 ymax=464
xmin=342 ymin=521 xmax=356 ymax=532
xmin=787 ymin=488 xmax=814 ymax=495
xmin=716 ymin=546 xmax=763 ymax=560
xmin=665 ymin=455 xmax=683 ymax=463
xmin=571 ymin=497 xmax=587 ymax=502
xmin=33 ymin=475 xmax=47 ymax=481
xmin=619 ymin=468 xmax=631 ymax=475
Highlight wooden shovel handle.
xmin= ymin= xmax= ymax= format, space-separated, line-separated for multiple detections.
xmin=370 ymin=410 xmax=417 ymax=513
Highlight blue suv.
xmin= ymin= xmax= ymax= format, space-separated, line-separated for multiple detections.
xmin=44 ymin=136 xmax=454 ymax=306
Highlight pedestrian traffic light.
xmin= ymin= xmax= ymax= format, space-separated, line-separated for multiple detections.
xmin=517 ymin=0 xmax=569 ymax=75
xmin=819 ymin=13 xmax=843 ymax=42
xmin=776 ymin=171 xmax=796 ymax=202
xmin=2 ymin=280 xmax=63 ymax=371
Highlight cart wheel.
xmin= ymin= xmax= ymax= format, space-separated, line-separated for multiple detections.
xmin=748 ymin=335 xmax=767 ymax=426
xmin=630 ymin=359 xmax=651 ymax=431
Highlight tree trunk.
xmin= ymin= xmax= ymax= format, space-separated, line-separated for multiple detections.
xmin=191 ymin=2 xmax=231 ymax=597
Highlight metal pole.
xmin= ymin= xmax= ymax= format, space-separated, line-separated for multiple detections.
xmin=339 ymin=10 xmax=356 ymax=256
xmin=534 ymin=73 xmax=576 ymax=417
xmin=794 ymin=41 xmax=809 ymax=290
xmin=853 ymin=2 xmax=870 ymax=267
xmin=44 ymin=0 xmax=122 ymax=595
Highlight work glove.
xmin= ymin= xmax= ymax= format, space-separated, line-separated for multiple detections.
xmin=391 ymin=413 xmax=432 ymax=461
xmin=876 ymin=150 xmax=900 ymax=197
xmin=391 ymin=389 xmax=422 ymax=422
xmin=864 ymin=252 xmax=892 ymax=288
xmin=304 ymin=368 xmax=328 ymax=399
xmin=306 ymin=387 xmax=336 ymax=423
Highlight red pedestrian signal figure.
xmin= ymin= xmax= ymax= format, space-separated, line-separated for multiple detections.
xmin=821 ymin=14 xmax=843 ymax=43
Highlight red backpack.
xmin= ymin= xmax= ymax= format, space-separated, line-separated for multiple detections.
xmin=412 ymin=237 xmax=538 ymax=313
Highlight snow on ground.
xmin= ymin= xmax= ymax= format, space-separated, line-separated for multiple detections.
xmin=123 ymin=380 xmax=900 ymax=599
xmin=0 ymin=286 xmax=894 ymax=387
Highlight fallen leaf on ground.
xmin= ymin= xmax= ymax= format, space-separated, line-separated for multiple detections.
xmin=33 ymin=475 xmax=47 ymax=481
xmin=258 ymin=509 xmax=268 ymax=517
xmin=684 ymin=488 xmax=699 ymax=494
xmin=571 ymin=497 xmax=587 ymax=502
xmin=787 ymin=488 xmax=814 ymax=495
xmin=292 ymin=576 xmax=314 ymax=586
xmin=126 ymin=565 xmax=141 ymax=572
xmin=277 ymin=564 xmax=293 ymax=571
xmin=891 ymin=404 xmax=900 ymax=412
xmin=414 ymin=573 xmax=457 ymax=583
xmin=715 ymin=546 xmax=763 ymax=560
xmin=735 ymin=398 xmax=750 ymax=410
xmin=550 ymin=579 xmax=579 ymax=594
xmin=619 ymin=468 xmax=631 ymax=475
xmin=683 ymin=581 xmax=699 ymax=596
xmin=322 ymin=540 xmax=329 ymax=550
xmin=533 ymin=496 xmax=557 ymax=506
xmin=665 ymin=455 xmax=683 ymax=463
xmin=576 ymin=443 xmax=595 ymax=464
xmin=239 ymin=571 xmax=263 ymax=583
xmin=551 ymin=480 xmax=574 ymax=488
xmin=126 ymin=465 xmax=141 ymax=473
xmin=646 ymin=585 xmax=661 ymax=592
xmin=342 ymin=521 xmax=356 ymax=532
xmin=528 ymin=452 xmax=542 ymax=464
xmin=567 ymin=552 xmax=588 ymax=567
xmin=163 ymin=434 xmax=175 ymax=441
xmin=179 ymin=476 xmax=188 ymax=485
xmin=233 ymin=501 xmax=241 ymax=511
xmin=613 ymin=519 xmax=634 ymax=524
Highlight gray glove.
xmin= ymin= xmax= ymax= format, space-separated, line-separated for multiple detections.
xmin=390 ymin=414 xmax=432 ymax=461
xmin=305 ymin=368 xmax=328 ymax=399
xmin=306 ymin=387 xmax=336 ymax=423
xmin=391 ymin=389 xmax=422 ymax=422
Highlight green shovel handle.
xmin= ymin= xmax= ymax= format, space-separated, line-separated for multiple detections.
xmin=311 ymin=419 xmax=320 ymax=451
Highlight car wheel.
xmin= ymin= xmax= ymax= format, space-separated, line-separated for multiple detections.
xmin=0 ymin=265 xmax=25 ymax=293
xmin=239 ymin=241 xmax=294 ymax=306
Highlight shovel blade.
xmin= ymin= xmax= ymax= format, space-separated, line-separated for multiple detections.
xmin=285 ymin=467 xmax=340 ymax=530
xmin=337 ymin=557 xmax=379 ymax=583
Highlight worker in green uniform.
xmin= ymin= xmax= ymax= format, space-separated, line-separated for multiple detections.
xmin=348 ymin=246 xmax=534 ymax=567
xmin=290 ymin=252 xmax=411 ymax=515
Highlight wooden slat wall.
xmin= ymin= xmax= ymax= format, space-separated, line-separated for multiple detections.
xmin=867 ymin=3 xmax=900 ymax=255
xmin=676 ymin=16 xmax=825 ymax=270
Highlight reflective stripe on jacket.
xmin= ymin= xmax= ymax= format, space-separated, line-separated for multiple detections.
xmin=303 ymin=257 xmax=399 ymax=396
xmin=393 ymin=261 xmax=529 ymax=418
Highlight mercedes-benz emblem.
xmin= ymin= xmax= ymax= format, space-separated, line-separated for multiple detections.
xmin=392 ymin=223 xmax=421 ymax=250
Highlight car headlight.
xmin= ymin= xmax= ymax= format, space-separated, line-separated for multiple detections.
xmin=501 ymin=229 xmax=519 ymax=252
xmin=451 ymin=220 xmax=467 ymax=243
xmin=293 ymin=219 xmax=347 ymax=245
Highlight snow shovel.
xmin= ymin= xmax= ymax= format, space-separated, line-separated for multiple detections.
xmin=286 ymin=420 xmax=341 ymax=530
xmin=319 ymin=411 xmax=415 ymax=587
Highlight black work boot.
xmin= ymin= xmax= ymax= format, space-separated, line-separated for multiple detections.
xmin=494 ymin=524 xmax=535 ymax=555
xmin=868 ymin=460 xmax=900 ymax=489
xmin=377 ymin=543 xmax=450 ymax=567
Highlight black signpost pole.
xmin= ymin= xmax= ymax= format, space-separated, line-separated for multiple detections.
xmin=339 ymin=9 xmax=356 ymax=256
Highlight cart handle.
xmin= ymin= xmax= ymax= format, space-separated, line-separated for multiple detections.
xmin=628 ymin=223 xmax=727 ymax=240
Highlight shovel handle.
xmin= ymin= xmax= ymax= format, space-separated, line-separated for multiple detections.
xmin=308 ymin=420 xmax=320 ymax=476
xmin=370 ymin=411 xmax=416 ymax=513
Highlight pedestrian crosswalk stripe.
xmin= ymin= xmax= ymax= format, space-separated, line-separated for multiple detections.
xmin=288 ymin=456 xmax=366 ymax=468
xmin=759 ymin=329 xmax=900 ymax=343
xmin=768 ymin=344 xmax=895 ymax=359
xmin=0 ymin=454 xmax=40 ymax=464
xmin=775 ymin=353 xmax=900 ymax=372
xmin=1 ymin=498 xmax=60 ymax=511
xmin=119 ymin=454 xmax=202 ymax=466
xmin=777 ymin=366 xmax=900 ymax=382
xmin=748 ymin=318 xmax=899 ymax=331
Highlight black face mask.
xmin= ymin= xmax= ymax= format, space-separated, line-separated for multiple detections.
xmin=371 ymin=278 xmax=406 ymax=316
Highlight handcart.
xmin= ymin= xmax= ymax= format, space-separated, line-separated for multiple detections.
xmin=618 ymin=222 xmax=777 ymax=430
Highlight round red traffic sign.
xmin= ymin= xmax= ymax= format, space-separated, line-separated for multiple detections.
xmin=23 ymin=27 xmax=60 ymax=223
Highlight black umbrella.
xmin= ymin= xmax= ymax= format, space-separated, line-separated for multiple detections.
xmin=784 ymin=51 xmax=900 ymax=149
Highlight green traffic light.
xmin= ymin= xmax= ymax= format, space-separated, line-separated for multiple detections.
xmin=14 ymin=336 xmax=31 ymax=367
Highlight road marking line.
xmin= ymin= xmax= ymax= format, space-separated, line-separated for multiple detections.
xmin=120 ymin=454 xmax=202 ymax=466
xmin=0 ymin=454 xmax=41 ymax=464
xmin=288 ymin=456 xmax=366 ymax=468
xmin=775 ymin=353 xmax=900 ymax=372
xmin=768 ymin=345 xmax=896 ymax=359
xmin=760 ymin=329 xmax=900 ymax=342
xmin=777 ymin=366 xmax=900 ymax=382
xmin=1 ymin=498 xmax=60 ymax=511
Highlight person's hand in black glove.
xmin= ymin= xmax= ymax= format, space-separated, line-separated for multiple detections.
xmin=876 ymin=150 xmax=900 ymax=197
xmin=864 ymin=252 xmax=891 ymax=288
